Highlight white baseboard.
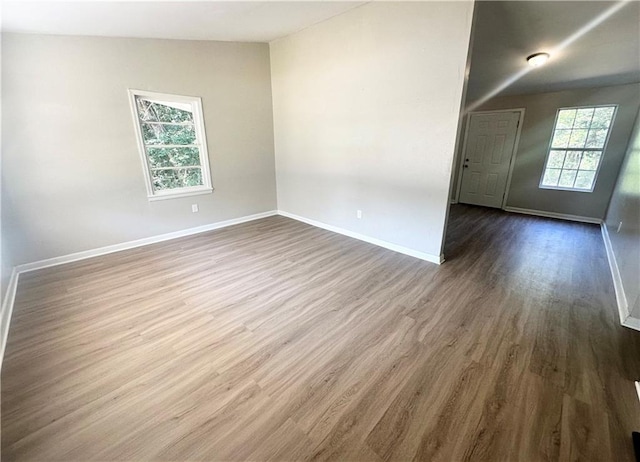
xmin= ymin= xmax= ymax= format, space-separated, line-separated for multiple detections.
xmin=0 ymin=269 xmax=19 ymax=370
xmin=278 ymin=210 xmax=443 ymax=264
xmin=601 ymin=222 xmax=640 ymax=332
xmin=504 ymin=206 xmax=602 ymax=224
xmin=16 ymin=210 xmax=278 ymax=274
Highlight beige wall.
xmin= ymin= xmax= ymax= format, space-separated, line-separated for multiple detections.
xmin=604 ymin=109 xmax=640 ymax=320
xmin=452 ymin=83 xmax=640 ymax=219
xmin=270 ymin=1 xmax=474 ymax=260
xmin=1 ymin=33 xmax=277 ymax=271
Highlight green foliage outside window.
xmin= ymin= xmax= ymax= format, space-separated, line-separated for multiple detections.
xmin=135 ymin=97 xmax=205 ymax=191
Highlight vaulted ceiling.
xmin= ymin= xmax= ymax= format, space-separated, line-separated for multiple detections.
xmin=1 ymin=1 xmax=365 ymax=43
xmin=3 ymin=1 xmax=638 ymax=103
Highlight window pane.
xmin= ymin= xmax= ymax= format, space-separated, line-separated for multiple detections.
xmin=147 ymin=147 xmax=201 ymax=168
xmin=585 ymin=129 xmax=608 ymax=149
xmin=563 ymin=151 xmax=581 ymax=169
xmin=578 ymin=151 xmax=601 ymax=171
xmin=136 ymin=98 xmax=194 ymax=123
xmin=542 ymin=168 xmax=561 ymax=187
xmin=558 ymin=169 xmax=577 ymax=188
xmin=540 ymin=106 xmax=614 ymax=192
xmin=574 ymin=170 xmax=596 ymax=190
xmin=573 ymin=108 xmax=594 ymax=128
xmin=547 ymin=150 xmax=565 ymax=168
xmin=556 ymin=109 xmax=576 ymax=129
xmin=131 ymin=90 xmax=211 ymax=198
xmin=136 ymin=99 xmax=158 ymax=122
xmin=142 ymin=123 xmax=196 ymax=145
xmin=551 ymin=129 xmax=571 ymax=148
xmin=568 ymin=129 xmax=588 ymax=148
xmin=591 ymin=107 xmax=615 ymax=129
xmin=152 ymin=168 xmax=203 ymax=190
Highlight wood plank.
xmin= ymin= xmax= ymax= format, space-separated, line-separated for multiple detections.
xmin=2 ymin=205 xmax=640 ymax=461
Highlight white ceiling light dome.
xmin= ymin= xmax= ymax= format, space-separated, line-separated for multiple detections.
xmin=527 ymin=52 xmax=551 ymax=67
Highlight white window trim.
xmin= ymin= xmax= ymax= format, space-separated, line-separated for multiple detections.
xmin=128 ymin=89 xmax=213 ymax=201
xmin=539 ymin=104 xmax=617 ymax=193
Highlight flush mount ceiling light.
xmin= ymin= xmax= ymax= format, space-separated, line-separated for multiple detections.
xmin=527 ymin=52 xmax=550 ymax=67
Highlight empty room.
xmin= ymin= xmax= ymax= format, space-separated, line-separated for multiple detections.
xmin=1 ymin=1 xmax=639 ymax=461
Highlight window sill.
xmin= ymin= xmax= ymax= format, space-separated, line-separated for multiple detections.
xmin=538 ymin=185 xmax=594 ymax=193
xmin=147 ymin=187 xmax=213 ymax=202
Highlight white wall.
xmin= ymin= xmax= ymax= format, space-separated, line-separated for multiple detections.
xmin=2 ymin=33 xmax=277 ymax=268
xmin=452 ymin=84 xmax=640 ymax=219
xmin=1 ymin=231 xmax=13 ymax=300
xmin=604 ymin=109 xmax=640 ymax=321
xmin=0 ymin=30 xmax=7 ymax=300
xmin=270 ymin=1 xmax=474 ymax=261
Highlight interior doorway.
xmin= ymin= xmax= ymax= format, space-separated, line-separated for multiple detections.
xmin=455 ymin=110 xmax=524 ymax=208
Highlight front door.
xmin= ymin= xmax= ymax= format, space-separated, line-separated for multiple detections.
xmin=459 ymin=111 xmax=520 ymax=208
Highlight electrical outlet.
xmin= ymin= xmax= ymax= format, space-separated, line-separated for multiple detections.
xmin=356 ymin=210 xmax=362 ymax=219
xmin=617 ymin=221 xmax=623 ymax=233
xmin=192 ymin=204 xmax=199 ymax=213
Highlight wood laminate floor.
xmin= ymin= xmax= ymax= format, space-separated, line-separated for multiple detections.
xmin=2 ymin=204 xmax=640 ymax=461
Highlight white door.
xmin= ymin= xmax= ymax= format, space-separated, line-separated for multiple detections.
xmin=459 ymin=111 xmax=520 ymax=208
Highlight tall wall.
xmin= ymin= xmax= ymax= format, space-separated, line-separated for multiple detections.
xmin=604 ymin=109 xmax=640 ymax=321
xmin=452 ymin=83 xmax=640 ymax=219
xmin=270 ymin=2 xmax=474 ymax=261
xmin=1 ymin=232 xmax=13 ymax=300
xmin=0 ymin=31 xmax=7 ymax=300
xmin=2 ymin=33 xmax=277 ymax=267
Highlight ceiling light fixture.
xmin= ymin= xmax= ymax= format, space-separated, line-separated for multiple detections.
xmin=527 ymin=52 xmax=550 ymax=67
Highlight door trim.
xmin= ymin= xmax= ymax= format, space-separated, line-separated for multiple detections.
xmin=454 ymin=108 xmax=526 ymax=209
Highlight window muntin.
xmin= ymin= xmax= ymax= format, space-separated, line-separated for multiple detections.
xmin=540 ymin=105 xmax=616 ymax=192
xmin=129 ymin=90 xmax=212 ymax=200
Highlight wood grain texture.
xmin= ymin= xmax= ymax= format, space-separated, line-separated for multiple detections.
xmin=2 ymin=204 xmax=640 ymax=461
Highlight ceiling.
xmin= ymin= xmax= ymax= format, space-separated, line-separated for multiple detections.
xmin=3 ymin=1 xmax=638 ymax=100
xmin=466 ymin=1 xmax=640 ymax=105
xmin=1 ymin=1 xmax=365 ymax=43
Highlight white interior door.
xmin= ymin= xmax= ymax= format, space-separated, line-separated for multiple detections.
xmin=459 ymin=111 xmax=520 ymax=208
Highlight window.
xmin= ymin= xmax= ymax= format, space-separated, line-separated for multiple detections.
xmin=128 ymin=90 xmax=213 ymax=200
xmin=540 ymin=105 xmax=616 ymax=192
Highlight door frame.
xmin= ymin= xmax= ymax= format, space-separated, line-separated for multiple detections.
xmin=453 ymin=108 xmax=526 ymax=209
